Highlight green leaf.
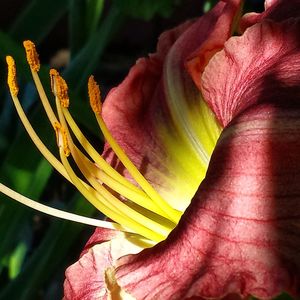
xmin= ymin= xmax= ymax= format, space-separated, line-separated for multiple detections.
xmin=0 ymin=194 xmax=95 ymax=300
xmin=114 ymin=0 xmax=182 ymax=20
xmin=0 ymin=102 xmax=55 ymax=260
xmin=274 ymin=293 xmax=293 ymax=300
xmin=8 ymin=242 xmax=28 ymax=279
xmin=0 ymin=31 xmax=31 ymax=80
xmin=69 ymin=0 xmax=88 ymax=57
xmin=86 ymin=0 xmax=105 ymax=35
xmin=203 ymin=0 xmax=218 ymax=12
xmin=69 ymin=0 xmax=105 ymax=57
xmin=9 ymin=0 xmax=69 ymax=44
xmin=63 ymin=3 xmax=125 ymax=93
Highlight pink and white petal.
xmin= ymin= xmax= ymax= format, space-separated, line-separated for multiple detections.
xmin=102 ymin=7 xmax=227 ymax=211
xmin=112 ymin=103 xmax=300 ymax=299
xmin=240 ymin=0 xmax=300 ymax=32
xmin=80 ymin=227 xmax=122 ymax=255
xmin=63 ymin=229 xmax=148 ymax=300
xmin=201 ymin=19 xmax=300 ymax=127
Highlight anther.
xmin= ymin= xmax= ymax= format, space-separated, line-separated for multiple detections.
xmin=50 ymin=68 xmax=59 ymax=93
xmin=23 ymin=40 xmax=40 ymax=72
xmin=6 ymin=56 xmax=19 ymax=96
xmin=53 ymin=122 xmax=70 ymax=156
xmin=88 ymin=75 xmax=102 ymax=114
xmin=50 ymin=69 xmax=69 ymax=108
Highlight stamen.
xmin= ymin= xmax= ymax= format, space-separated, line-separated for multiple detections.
xmin=76 ymin=150 xmax=166 ymax=216
xmin=55 ymin=85 xmax=167 ymax=216
xmin=60 ymin=107 xmax=170 ymax=217
xmin=61 ymin=107 xmax=149 ymax=196
xmin=54 ymin=95 xmax=171 ymax=237
xmin=70 ymin=146 xmax=173 ymax=236
xmin=8 ymin=89 xmax=70 ymax=180
xmin=6 ymin=56 xmax=19 ymax=97
xmin=5 ymin=62 xmax=70 ymax=181
xmin=88 ymin=75 xmax=102 ymax=114
xmin=0 ymin=183 xmax=130 ymax=232
xmin=53 ymin=122 xmax=70 ymax=157
xmin=23 ymin=42 xmax=58 ymax=125
xmin=58 ymin=145 xmax=165 ymax=242
xmin=4 ymin=41 xmax=181 ymax=243
xmin=50 ymin=69 xmax=69 ymax=108
xmin=88 ymin=77 xmax=181 ymax=223
xmin=23 ymin=40 xmax=40 ymax=72
xmin=50 ymin=68 xmax=59 ymax=93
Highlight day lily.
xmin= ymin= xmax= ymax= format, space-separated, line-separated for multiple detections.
xmin=2 ymin=0 xmax=300 ymax=298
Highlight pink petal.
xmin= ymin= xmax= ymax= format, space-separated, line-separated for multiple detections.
xmin=114 ymin=102 xmax=300 ymax=299
xmin=63 ymin=228 xmax=119 ymax=300
xmin=102 ymin=7 xmax=225 ymax=210
xmin=63 ymin=229 xmax=145 ymax=300
xmin=240 ymin=0 xmax=300 ymax=32
xmin=201 ymin=19 xmax=300 ymax=127
xmin=186 ymin=0 xmax=242 ymax=90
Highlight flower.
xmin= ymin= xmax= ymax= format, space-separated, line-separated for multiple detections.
xmin=64 ymin=0 xmax=300 ymax=299
xmin=3 ymin=0 xmax=300 ymax=299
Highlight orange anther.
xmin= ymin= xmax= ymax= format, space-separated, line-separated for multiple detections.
xmin=88 ymin=75 xmax=102 ymax=114
xmin=6 ymin=56 xmax=19 ymax=96
xmin=53 ymin=122 xmax=70 ymax=156
xmin=50 ymin=69 xmax=69 ymax=108
xmin=23 ymin=40 xmax=40 ymax=72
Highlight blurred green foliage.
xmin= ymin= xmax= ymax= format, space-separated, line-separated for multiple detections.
xmin=115 ymin=0 xmax=181 ymax=20
xmin=0 ymin=0 xmax=292 ymax=299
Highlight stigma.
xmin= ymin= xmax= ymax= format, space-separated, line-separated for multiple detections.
xmin=2 ymin=40 xmax=182 ymax=243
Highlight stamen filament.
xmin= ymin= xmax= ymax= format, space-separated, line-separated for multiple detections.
xmin=96 ymin=114 xmax=181 ymax=223
xmin=62 ymin=107 xmax=147 ymax=196
xmin=88 ymin=76 xmax=181 ymax=222
xmin=61 ymin=106 xmax=171 ymax=219
xmin=51 ymin=75 xmax=165 ymax=239
xmin=75 ymin=148 xmax=168 ymax=215
xmin=7 ymin=92 xmax=104 ymax=200
xmin=71 ymin=146 xmax=173 ymax=235
xmin=6 ymin=56 xmax=68 ymax=182
xmin=31 ymin=71 xmax=58 ymax=125
xmin=54 ymin=95 xmax=171 ymax=237
xmin=5 ymin=43 xmax=180 ymax=243
xmin=23 ymin=41 xmax=59 ymax=126
xmin=58 ymin=146 xmax=164 ymax=242
xmin=8 ymin=91 xmax=70 ymax=181
xmin=0 ymin=183 xmax=129 ymax=232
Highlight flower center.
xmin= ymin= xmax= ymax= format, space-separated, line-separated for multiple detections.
xmin=2 ymin=40 xmax=182 ymax=243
